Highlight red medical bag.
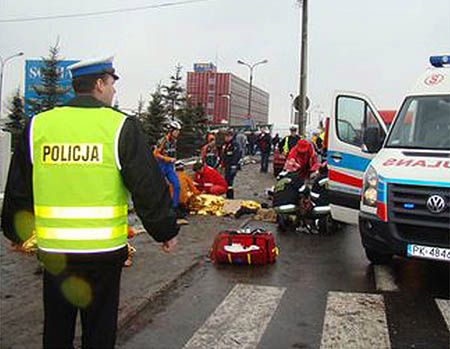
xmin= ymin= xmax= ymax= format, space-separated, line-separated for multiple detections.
xmin=209 ymin=229 xmax=279 ymax=265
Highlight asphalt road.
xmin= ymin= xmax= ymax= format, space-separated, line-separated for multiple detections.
xmin=118 ymin=221 xmax=450 ymax=349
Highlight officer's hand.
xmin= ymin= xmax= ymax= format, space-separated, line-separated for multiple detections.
xmin=161 ymin=237 xmax=177 ymax=253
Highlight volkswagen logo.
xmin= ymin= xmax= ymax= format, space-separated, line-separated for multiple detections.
xmin=426 ymin=195 xmax=446 ymax=214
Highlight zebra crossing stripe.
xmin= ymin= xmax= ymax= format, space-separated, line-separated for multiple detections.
xmin=374 ymin=265 xmax=399 ymax=291
xmin=435 ymin=299 xmax=450 ymax=331
xmin=183 ymin=283 xmax=285 ymax=349
xmin=320 ymin=292 xmax=391 ymax=349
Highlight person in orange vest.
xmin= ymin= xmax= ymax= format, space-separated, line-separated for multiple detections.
xmin=172 ymin=160 xmax=201 ymax=208
xmin=193 ymin=162 xmax=227 ymax=196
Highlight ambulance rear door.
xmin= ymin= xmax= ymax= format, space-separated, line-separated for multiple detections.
xmin=327 ymin=92 xmax=387 ymax=224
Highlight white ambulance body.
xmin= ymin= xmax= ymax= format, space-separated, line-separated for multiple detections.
xmin=327 ymin=55 xmax=450 ymax=263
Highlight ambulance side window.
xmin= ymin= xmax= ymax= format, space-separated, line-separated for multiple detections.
xmin=364 ymin=106 xmax=385 ymax=142
xmin=362 ymin=105 xmax=386 ymax=153
xmin=336 ymin=96 xmax=364 ymax=147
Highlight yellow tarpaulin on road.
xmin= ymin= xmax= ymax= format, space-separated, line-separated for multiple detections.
xmin=188 ymin=194 xmax=225 ymax=216
xmin=12 ymin=230 xmax=138 ymax=267
xmin=188 ymin=194 xmax=261 ymax=216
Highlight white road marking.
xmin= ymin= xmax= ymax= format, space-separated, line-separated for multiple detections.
xmin=320 ymin=291 xmax=391 ymax=349
xmin=374 ymin=265 xmax=399 ymax=291
xmin=435 ymin=299 xmax=450 ymax=331
xmin=183 ymin=283 xmax=285 ymax=349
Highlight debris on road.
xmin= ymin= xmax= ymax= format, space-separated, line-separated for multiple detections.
xmin=188 ymin=194 xmax=261 ymax=218
xmin=254 ymin=208 xmax=277 ymax=223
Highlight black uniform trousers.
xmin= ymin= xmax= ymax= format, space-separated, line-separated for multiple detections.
xmin=224 ymin=166 xmax=238 ymax=199
xmin=43 ymin=263 xmax=122 ymax=349
xmin=260 ymin=151 xmax=270 ymax=172
xmin=224 ymin=166 xmax=237 ymax=188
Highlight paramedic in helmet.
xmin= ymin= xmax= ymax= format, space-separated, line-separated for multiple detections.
xmin=154 ymin=121 xmax=184 ymax=218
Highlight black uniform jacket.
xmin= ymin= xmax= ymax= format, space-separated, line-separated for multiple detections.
xmin=278 ymin=135 xmax=301 ymax=154
xmin=1 ymin=96 xmax=179 ymax=264
xmin=221 ymin=139 xmax=241 ymax=169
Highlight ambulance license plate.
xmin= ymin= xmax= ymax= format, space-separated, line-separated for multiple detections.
xmin=407 ymin=244 xmax=450 ymax=262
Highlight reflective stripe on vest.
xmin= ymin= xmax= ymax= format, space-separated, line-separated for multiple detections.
xmin=36 ymin=225 xmax=127 ymax=240
xmin=35 ymin=205 xmax=128 ymax=219
xmin=32 ymin=106 xmax=129 ymax=253
xmin=283 ymin=137 xmax=290 ymax=155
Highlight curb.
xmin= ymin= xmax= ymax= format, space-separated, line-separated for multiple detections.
xmin=118 ymin=217 xmax=254 ymax=330
xmin=117 ymin=256 xmax=203 ymax=331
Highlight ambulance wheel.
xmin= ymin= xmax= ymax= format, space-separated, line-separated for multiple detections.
xmin=365 ymin=248 xmax=392 ymax=265
xmin=277 ymin=214 xmax=289 ymax=232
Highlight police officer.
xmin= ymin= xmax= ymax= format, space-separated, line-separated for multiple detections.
xmin=1 ymin=56 xmax=179 ymax=348
xmin=153 ymin=120 xmax=183 ymax=218
xmin=221 ymin=129 xmax=242 ymax=199
xmin=279 ymin=125 xmax=301 ymax=156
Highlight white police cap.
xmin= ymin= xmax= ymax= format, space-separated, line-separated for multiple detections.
xmin=68 ymin=56 xmax=119 ymax=80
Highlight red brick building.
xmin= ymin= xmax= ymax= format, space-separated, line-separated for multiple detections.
xmin=186 ymin=63 xmax=269 ymax=126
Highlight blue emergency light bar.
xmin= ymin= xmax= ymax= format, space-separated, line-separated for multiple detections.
xmin=430 ymin=55 xmax=450 ymax=67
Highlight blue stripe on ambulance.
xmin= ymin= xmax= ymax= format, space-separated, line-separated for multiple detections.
xmin=327 ymin=152 xmax=372 ymax=172
xmin=377 ymin=178 xmax=387 ymax=203
xmin=380 ymin=176 xmax=450 ymax=188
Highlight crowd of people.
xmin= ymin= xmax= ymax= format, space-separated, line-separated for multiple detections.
xmin=155 ymin=123 xmax=326 ymax=225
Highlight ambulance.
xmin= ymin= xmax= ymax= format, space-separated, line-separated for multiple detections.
xmin=327 ymin=55 xmax=450 ymax=264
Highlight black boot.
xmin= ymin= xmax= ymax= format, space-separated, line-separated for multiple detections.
xmin=226 ymin=188 xmax=234 ymax=199
xmin=175 ymin=207 xmax=187 ymax=219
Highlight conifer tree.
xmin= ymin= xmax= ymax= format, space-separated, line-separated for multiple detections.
xmin=3 ymin=88 xmax=26 ymax=151
xmin=177 ymin=101 xmax=207 ymax=158
xmin=27 ymin=43 xmax=70 ymax=115
xmin=138 ymin=86 xmax=167 ymax=146
xmin=161 ymin=65 xmax=185 ymax=120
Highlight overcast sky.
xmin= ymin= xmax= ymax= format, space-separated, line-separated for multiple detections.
xmin=1 ymin=0 xmax=449 ymax=130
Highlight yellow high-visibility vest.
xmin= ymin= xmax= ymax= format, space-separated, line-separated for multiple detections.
xmin=31 ymin=106 xmax=129 ymax=253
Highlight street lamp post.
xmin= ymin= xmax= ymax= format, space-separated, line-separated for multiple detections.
xmin=0 ymin=52 xmax=24 ymax=119
xmin=297 ymin=0 xmax=308 ymax=135
xmin=237 ymin=59 xmax=268 ymax=123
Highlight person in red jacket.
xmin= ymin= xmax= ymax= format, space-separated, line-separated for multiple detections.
xmin=193 ymin=162 xmax=227 ymax=196
xmin=285 ymin=139 xmax=320 ymax=180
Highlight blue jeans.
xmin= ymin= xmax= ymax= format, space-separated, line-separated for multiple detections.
xmin=158 ymin=161 xmax=180 ymax=208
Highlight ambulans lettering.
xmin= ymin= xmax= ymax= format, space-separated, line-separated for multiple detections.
xmin=382 ymin=158 xmax=449 ymax=168
xmin=412 ymin=160 xmax=426 ymax=167
xmin=397 ymin=159 xmax=413 ymax=167
xmin=382 ymin=158 xmax=397 ymax=166
xmin=41 ymin=144 xmax=103 ymax=164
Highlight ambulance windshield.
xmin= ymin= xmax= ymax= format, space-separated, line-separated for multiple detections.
xmin=386 ymin=95 xmax=450 ymax=150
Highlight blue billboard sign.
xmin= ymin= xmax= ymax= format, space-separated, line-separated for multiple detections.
xmin=24 ymin=59 xmax=79 ymax=116
xmin=193 ymin=63 xmax=217 ymax=73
